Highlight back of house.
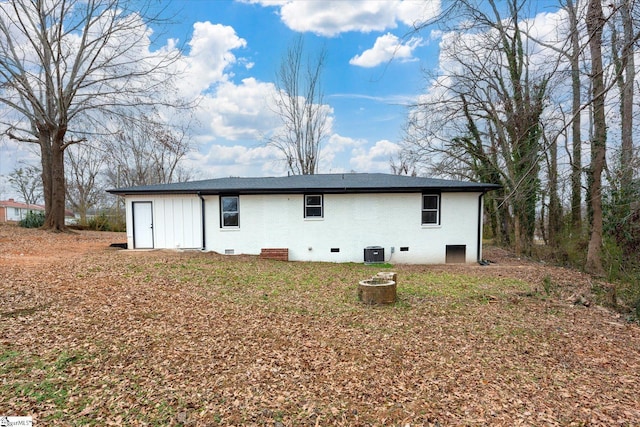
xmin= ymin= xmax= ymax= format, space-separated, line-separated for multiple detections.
xmin=108 ymin=173 xmax=500 ymax=264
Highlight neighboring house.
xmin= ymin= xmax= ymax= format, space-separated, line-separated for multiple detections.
xmin=0 ymin=199 xmax=45 ymax=223
xmin=108 ymin=173 xmax=500 ymax=264
xmin=0 ymin=199 xmax=76 ymax=224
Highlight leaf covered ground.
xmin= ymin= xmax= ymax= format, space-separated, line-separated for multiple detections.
xmin=0 ymin=223 xmax=639 ymax=426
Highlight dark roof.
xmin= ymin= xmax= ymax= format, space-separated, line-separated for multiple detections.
xmin=108 ymin=173 xmax=501 ymax=196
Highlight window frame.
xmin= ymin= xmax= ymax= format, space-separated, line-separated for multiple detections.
xmin=421 ymin=193 xmax=441 ymax=226
xmin=304 ymin=194 xmax=324 ymax=219
xmin=220 ymin=195 xmax=240 ymax=228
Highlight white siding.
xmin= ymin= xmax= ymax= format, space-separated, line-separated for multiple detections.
xmin=203 ymin=192 xmax=482 ymax=264
xmin=125 ymin=195 xmax=202 ymax=250
xmin=6 ymin=207 xmax=23 ymax=221
xmin=3 ymin=207 xmax=44 ymax=222
xmin=124 ymin=191 xmax=483 ymax=263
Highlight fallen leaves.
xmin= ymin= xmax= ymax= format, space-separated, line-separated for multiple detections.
xmin=0 ymin=223 xmax=639 ymax=425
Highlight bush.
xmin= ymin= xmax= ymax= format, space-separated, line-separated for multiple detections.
xmin=532 ymin=226 xmax=588 ymax=270
xmin=19 ymin=211 xmax=45 ymax=228
xmin=86 ymin=213 xmax=110 ymax=231
xmin=86 ymin=212 xmax=125 ymax=232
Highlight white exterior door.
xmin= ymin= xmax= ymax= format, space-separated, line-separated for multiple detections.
xmin=132 ymin=202 xmax=154 ymax=249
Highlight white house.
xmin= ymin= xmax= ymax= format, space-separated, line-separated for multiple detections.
xmin=0 ymin=199 xmax=77 ymax=225
xmin=108 ymin=173 xmax=500 ymax=264
xmin=0 ymin=199 xmax=45 ymax=223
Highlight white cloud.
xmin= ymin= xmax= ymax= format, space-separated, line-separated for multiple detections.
xmin=243 ymin=0 xmax=441 ymax=37
xmin=280 ymin=1 xmax=397 ymax=36
xmin=180 ymin=22 xmax=247 ymax=96
xmin=185 ymin=143 xmax=285 ymax=178
xmin=319 ymin=134 xmax=366 ymax=171
xmin=397 ymin=0 xmax=441 ymax=27
xmin=349 ymin=139 xmax=400 ymax=172
xmin=350 ymin=33 xmax=422 ymax=68
xmin=187 ymin=78 xmax=340 ymax=177
xmin=238 ymin=0 xmax=288 ymax=6
xmin=430 ymin=29 xmax=443 ymax=40
xmin=192 ymin=78 xmax=280 ymax=142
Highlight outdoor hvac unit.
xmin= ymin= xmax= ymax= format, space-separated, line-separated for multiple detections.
xmin=364 ymin=246 xmax=385 ymax=264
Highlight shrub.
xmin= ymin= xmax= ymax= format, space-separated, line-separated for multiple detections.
xmin=87 ymin=213 xmax=109 ymax=231
xmin=86 ymin=212 xmax=125 ymax=232
xmin=19 ymin=211 xmax=45 ymax=228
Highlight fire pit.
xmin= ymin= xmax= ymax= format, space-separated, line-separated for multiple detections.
xmin=358 ymin=273 xmax=397 ymax=305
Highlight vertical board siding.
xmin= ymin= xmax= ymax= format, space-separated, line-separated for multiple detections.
xmin=126 ymin=195 xmax=202 ymax=250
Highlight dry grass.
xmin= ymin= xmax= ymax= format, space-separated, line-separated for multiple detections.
xmin=1 ymin=223 xmax=639 ymax=426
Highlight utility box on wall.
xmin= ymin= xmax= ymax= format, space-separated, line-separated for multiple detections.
xmin=364 ymin=246 xmax=385 ymax=264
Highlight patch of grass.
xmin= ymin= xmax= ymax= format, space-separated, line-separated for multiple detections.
xmin=14 ymin=379 xmax=69 ymax=406
xmin=0 ymin=348 xmax=21 ymax=363
xmin=399 ymin=272 xmax=529 ymax=302
xmin=0 ymin=347 xmax=90 ymax=421
xmin=365 ymin=262 xmax=394 ymax=269
xmin=124 ymin=255 xmax=532 ymax=315
xmin=55 ymin=351 xmax=84 ymax=370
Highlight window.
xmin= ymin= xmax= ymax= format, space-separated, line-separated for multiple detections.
xmin=422 ymin=194 xmax=440 ymax=225
xmin=220 ymin=196 xmax=239 ymax=228
xmin=304 ymin=194 xmax=323 ymax=218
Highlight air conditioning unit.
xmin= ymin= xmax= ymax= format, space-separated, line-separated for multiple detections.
xmin=364 ymin=246 xmax=385 ymax=264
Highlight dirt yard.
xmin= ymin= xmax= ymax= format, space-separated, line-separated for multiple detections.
xmin=1 ymin=223 xmax=639 ymax=426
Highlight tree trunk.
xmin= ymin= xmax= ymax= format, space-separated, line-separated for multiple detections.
xmin=513 ymin=215 xmax=522 ymax=255
xmin=585 ymin=0 xmax=606 ymax=276
xmin=40 ymin=124 xmax=68 ymax=231
xmin=45 ymin=143 xmax=67 ymax=231
xmin=568 ymin=0 xmax=582 ymax=233
xmin=548 ymin=137 xmax=562 ymax=247
xmin=619 ymin=0 xmax=634 ymax=191
xmin=500 ymin=199 xmax=512 ymax=247
xmin=39 ymin=127 xmax=53 ymax=220
xmin=484 ymin=194 xmax=500 ymax=241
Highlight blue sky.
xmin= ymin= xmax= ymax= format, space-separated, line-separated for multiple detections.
xmin=163 ymin=0 xmax=445 ymax=178
xmin=0 ymin=0 xmax=565 ymax=199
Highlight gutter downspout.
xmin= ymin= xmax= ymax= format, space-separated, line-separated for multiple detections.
xmin=197 ymin=192 xmax=206 ymax=251
xmin=477 ymin=192 xmax=484 ymax=263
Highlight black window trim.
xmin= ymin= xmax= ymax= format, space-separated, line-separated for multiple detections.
xmin=421 ymin=193 xmax=441 ymax=225
xmin=220 ymin=194 xmax=240 ymax=228
xmin=304 ymin=193 xmax=324 ymax=218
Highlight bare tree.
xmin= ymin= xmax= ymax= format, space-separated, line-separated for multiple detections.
xmin=399 ymin=0 xmax=556 ymax=255
xmin=585 ymin=0 xmax=607 ymax=276
xmin=65 ymin=143 xmax=106 ymax=224
xmin=0 ymin=0 xmax=185 ymax=231
xmin=611 ymin=0 xmax=637 ymax=192
xmin=390 ymin=156 xmax=417 ymax=176
xmin=268 ymin=37 xmax=329 ymax=175
xmin=566 ymin=0 xmax=585 ymax=233
xmin=543 ymin=130 xmax=563 ymax=248
xmin=104 ymin=114 xmax=192 ymax=188
xmin=8 ymin=165 xmax=42 ymax=205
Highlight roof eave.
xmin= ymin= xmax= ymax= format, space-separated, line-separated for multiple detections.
xmin=108 ymin=184 xmax=501 ymax=196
